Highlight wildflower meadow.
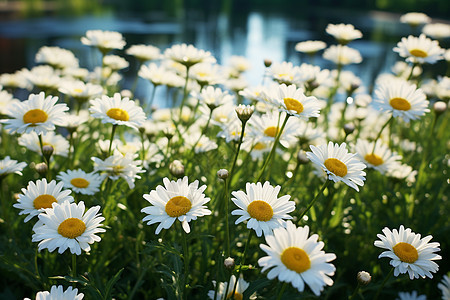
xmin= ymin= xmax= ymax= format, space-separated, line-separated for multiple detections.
xmin=0 ymin=11 xmax=449 ymax=300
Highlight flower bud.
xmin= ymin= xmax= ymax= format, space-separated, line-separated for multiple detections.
xmin=357 ymin=271 xmax=371 ymax=286
xmin=224 ymin=257 xmax=235 ymax=269
xmin=235 ymin=104 xmax=255 ymax=122
xmin=35 ymin=162 xmax=48 ymax=176
xmin=169 ymin=160 xmax=184 ymax=178
xmin=344 ymin=123 xmax=355 ymax=135
xmin=264 ymin=59 xmax=272 ymax=68
xmin=217 ymin=169 xmax=229 ymax=180
xmin=433 ymin=101 xmax=447 ymax=115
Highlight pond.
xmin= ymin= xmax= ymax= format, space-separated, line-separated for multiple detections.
xmin=0 ymin=6 xmax=447 ymax=107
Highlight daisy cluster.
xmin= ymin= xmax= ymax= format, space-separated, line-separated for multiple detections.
xmin=0 ymin=10 xmax=448 ymax=300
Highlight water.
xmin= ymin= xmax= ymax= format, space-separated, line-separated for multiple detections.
xmin=0 ymin=7 xmax=447 ymax=106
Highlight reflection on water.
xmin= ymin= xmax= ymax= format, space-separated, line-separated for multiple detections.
xmin=0 ymin=8 xmax=442 ymax=106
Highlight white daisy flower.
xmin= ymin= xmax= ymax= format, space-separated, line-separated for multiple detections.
xmin=295 ymin=63 xmax=330 ymax=91
xmin=354 ymin=139 xmax=402 ymax=174
xmin=13 ymin=178 xmax=74 ymax=223
xmin=35 ymin=46 xmax=79 ymax=70
xmin=400 ymin=12 xmax=431 ymax=27
xmin=184 ymin=132 xmax=218 ymax=153
xmin=326 ymin=23 xmax=363 ymax=44
xmin=138 ymin=63 xmax=173 ymax=86
xmin=103 ymin=55 xmax=129 ymax=71
xmin=24 ymin=65 xmax=61 ymax=91
xmin=0 ymin=70 xmax=30 ymax=90
xmin=0 ymin=90 xmax=20 ymax=115
xmin=422 ymin=23 xmax=450 ymax=40
xmin=323 ymin=45 xmax=362 ymax=65
xmin=81 ymin=30 xmax=126 ymax=53
xmin=59 ymin=80 xmax=103 ymax=102
xmin=373 ymin=78 xmax=429 ymax=122
xmin=295 ymin=40 xmax=327 ymax=54
xmin=396 ymin=291 xmax=427 ymax=300
xmin=207 ymin=275 xmax=255 ymax=300
xmin=57 ymin=169 xmax=105 ymax=195
xmin=2 ymin=92 xmax=69 ymax=135
xmin=306 ymin=141 xmax=366 ymax=191
xmin=141 ymin=176 xmax=211 ymax=234
xmin=438 ymin=275 xmax=450 ymax=300
xmin=32 ymin=201 xmax=105 ymax=255
xmin=231 ymin=181 xmax=295 ymax=237
xmin=190 ymin=63 xmax=224 ymax=86
xmin=267 ymin=61 xmax=300 ymax=85
xmin=164 ymin=43 xmax=216 ymax=68
xmin=89 ymin=93 xmax=146 ymax=130
xmin=18 ymin=131 xmax=69 ymax=157
xmin=258 ymin=221 xmax=336 ymax=296
xmin=228 ymin=55 xmax=251 ymax=73
xmin=0 ymin=156 xmax=27 ymax=177
xmin=92 ymin=151 xmax=145 ymax=189
xmin=25 ymin=285 xmax=84 ymax=300
xmin=193 ymin=86 xmax=234 ymax=110
xmin=393 ymin=34 xmax=445 ymax=65
xmin=262 ymin=84 xmax=321 ymax=119
xmin=374 ymin=225 xmax=441 ymax=279
xmin=126 ymin=44 xmax=161 ymax=62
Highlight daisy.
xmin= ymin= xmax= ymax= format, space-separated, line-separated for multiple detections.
xmin=400 ymin=12 xmax=431 ymax=27
xmin=89 ymin=93 xmax=146 ymax=130
xmin=35 ymin=46 xmax=79 ymax=70
xmin=0 ymin=156 xmax=27 ymax=177
xmin=193 ymin=86 xmax=234 ymax=110
xmin=422 ymin=23 xmax=450 ymax=40
xmin=262 ymin=84 xmax=321 ymax=119
xmin=190 ymin=63 xmax=224 ymax=86
xmin=164 ymin=43 xmax=216 ymax=68
xmin=228 ymin=55 xmax=251 ymax=73
xmin=295 ymin=40 xmax=327 ymax=55
xmin=267 ymin=61 xmax=300 ymax=85
xmin=354 ymin=139 xmax=402 ymax=174
xmin=0 ymin=70 xmax=30 ymax=90
xmin=92 ymin=151 xmax=145 ymax=189
xmin=396 ymin=291 xmax=427 ymax=300
xmin=13 ymin=178 xmax=74 ymax=223
xmin=295 ymin=63 xmax=330 ymax=92
xmin=141 ymin=176 xmax=211 ymax=234
xmin=258 ymin=221 xmax=336 ymax=296
xmin=438 ymin=275 xmax=450 ymax=300
xmin=81 ymin=30 xmax=126 ymax=53
xmin=374 ymin=225 xmax=441 ymax=279
xmin=103 ymin=55 xmax=129 ymax=71
xmin=126 ymin=44 xmax=161 ymax=62
xmin=57 ymin=169 xmax=105 ymax=195
xmin=207 ymin=275 xmax=255 ymax=300
xmin=306 ymin=141 xmax=366 ymax=191
xmin=373 ymin=78 xmax=429 ymax=122
xmin=32 ymin=201 xmax=105 ymax=255
xmin=58 ymin=80 xmax=103 ymax=102
xmin=25 ymin=285 xmax=84 ymax=300
xmin=323 ymin=45 xmax=362 ymax=65
xmin=231 ymin=181 xmax=295 ymax=237
xmin=18 ymin=131 xmax=69 ymax=157
xmin=326 ymin=23 xmax=363 ymax=44
xmin=24 ymin=65 xmax=61 ymax=91
xmin=184 ymin=132 xmax=218 ymax=153
xmin=393 ymin=34 xmax=444 ymax=65
xmin=2 ymin=92 xmax=69 ymax=135
xmin=138 ymin=63 xmax=173 ymax=86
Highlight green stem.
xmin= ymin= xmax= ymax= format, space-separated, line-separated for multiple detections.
xmin=349 ymin=282 xmax=361 ymax=300
xmin=223 ymin=178 xmax=231 ymax=258
xmin=147 ymin=84 xmax=158 ymax=115
xmin=190 ymin=108 xmax=214 ymax=154
xmin=371 ymin=116 xmax=393 ymax=154
xmin=231 ymin=230 xmax=253 ymax=297
xmin=108 ymin=124 xmax=117 ymax=157
xmin=276 ymin=282 xmax=288 ymax=300
xmin=256 ymin=115 xmax=290 ymax=182
xmin=229 ymin=120 xmax=248 ymax=182
xmin=178 ymin=66 xmax=190 ymax=122
xmin=298 ymin=180 xmax=330 ymax=221
xmin=72 ymin=254 xmax=77 ymax=278
xmin=374 ymin=268 xmax=394 ymax=300
xmin=181 ymin=223 xmax=189 ymax=300
xmin=131 ymin=61 xmax=143 ymax=96
xmin=407 ymin=63 xmax=417 ymax=81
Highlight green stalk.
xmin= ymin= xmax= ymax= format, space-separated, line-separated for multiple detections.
xmin=178 ymin=66 xmax=191 ymax=122
xmin=223 ymin=178 xmax=231 ymax=257
xmin=371 ymin=116 xmax=393 ymax=154
xmin=276 ymin=282 xmax=288 ymax=300
xmin=298 ymin=180 xmax=330 ymax=221
xmin=349 ymin=282 xmax=361 ymax=300
xmin=229 ymin=120 xmax=248 ymax=182
xmin=374 ymin=268 xmax=394 ymax=300
xmin=108 ymin=124 xmax=117 ymax=157
xmin=231 ymin=230 xmax=253 ymax=298
xmin=181 ymin=223 xmax=189 ymax=300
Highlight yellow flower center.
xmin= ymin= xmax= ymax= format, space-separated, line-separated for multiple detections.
xmin=409 ymin=48 xmax=428 ymax=58
xmin=389 ymin=97 xmax=411 ymax=111
xmin=364 ymin=153 xmax=384 ymax=166
xmin=393 ymin=242 xmax=419 ymax=263
xmin=247 ymin=200 xmax=273 ymax=222
xmin=58 ymin=218 xmax=86 ymax=239
xmin=277 ymin=73 xmax=293 ymax=80
xmin=70 ymin=178 xmax=90 ymax=188
xmin=264 ymin=126 xmax=278 ymax=138
xmin=165 ymin=196 xmax=192 ymax=217
xmin=23 ymin=109 xmax=48 ymax=124
xmin=196 ymin=72 xmax=208 ymax=78
xmin=253 ymin=142 xmax=267 ymax=150
xmin=106 ymin=108 xmax=129 ymax=121
xmin=74 ymin=88 xmax=83 ymax=93
xmin=226 ymin=292 xmax=243 ymax=300
xmin=33 ymin=194 xmax=57 ymax=209
xmin=284 ymin=97 xmax=304 ymax=114
xmin=281 ymin=247 xmax=311 ymax=273
xmin=324 ymin=158 xmax=348 ymax=177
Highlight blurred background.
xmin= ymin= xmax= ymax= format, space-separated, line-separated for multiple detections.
xmin=0 ymin=0 xmax=449 ymax=103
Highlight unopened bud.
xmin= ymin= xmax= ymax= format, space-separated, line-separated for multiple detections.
xmin=264 ymin=59 xmax=272 ymax=68
xmin=297 ymin=150 xmax=309 ymax=164
xmin=35 ymin=162 xmax=48 ymax=176
xmin=120 ymin=89 xmax=133 ymax=99
xmin=235 ymin=104 xmax=255 ymax=122
xmin=357 ymin=271 xmax=371 ymax=286
xmin=163 ymin=127 xmax=175 ymax=140
xmin=433 ymin=101 xmax=447 ymax=115
xmin=169 ymin=160 xmax=184 ymax=178
xmin=42 ymin=144 xmax=54 ymax=158
xmin=217 ymin=169 xmax=229 ymax=180
xmin=224 ymin=257 xmax=235 ymax=269
xmin=344 ymin=123 xmax=355 ymax=135
xmin=13 ymin=193 xmax=20 ymax=200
